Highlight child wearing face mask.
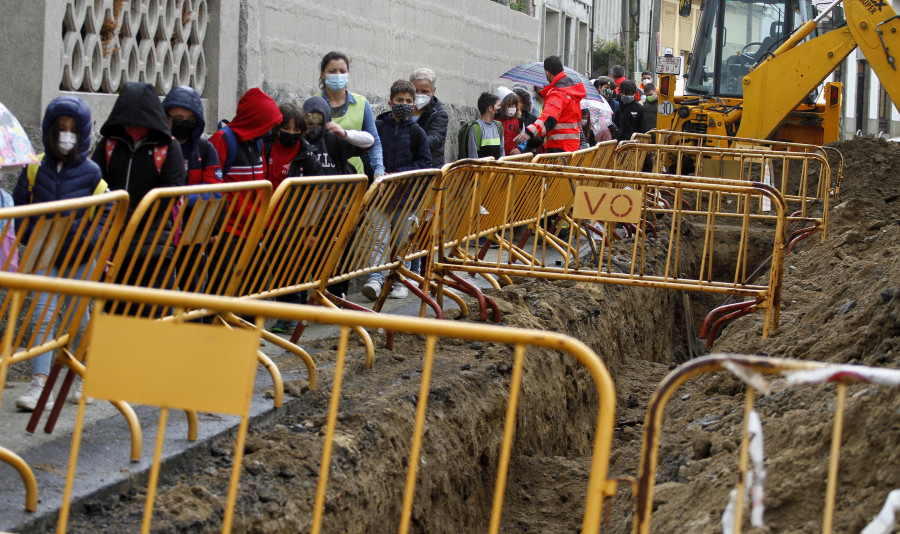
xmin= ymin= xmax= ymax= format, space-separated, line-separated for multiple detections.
xmin=13 ymin=95 xmax=110 ymax=410
xmin=611 ymin=80 xmax=646 ymax=142
xmin=362 ymin=79 xmax=432 ymax=301
xmin=499 ymin=93 xmax=526 ymax=156
xmin=642 ymin=83 xmax=658 ymax=132
xmin=265 ymin=103 xmax=322 ymax=187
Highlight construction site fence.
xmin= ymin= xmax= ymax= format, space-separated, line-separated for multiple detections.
xmin=639 ymin=129 xmax=845 ymax=198
xmin=613 ymin=140 xmax=831 ymax=240
xmin=0 ymin=272 xmax=617 ymax=534
xmin=432 ymin=159 xmax=787 ymax=336
xmin=633 ymin=354 xmax=900 ymax=534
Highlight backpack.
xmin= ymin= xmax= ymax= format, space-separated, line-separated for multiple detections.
xmin=217 ymin=121 xmax=264 ymax=176
xmin=457 ymin=119 xmax=501 ymax=159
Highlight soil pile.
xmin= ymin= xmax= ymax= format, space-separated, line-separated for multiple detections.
xmin=56 ymin=137 xmax=900 ymax=533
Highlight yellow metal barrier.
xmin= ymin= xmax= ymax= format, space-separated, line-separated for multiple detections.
xmin=633 ymin=354 xmax=900 ymax=534
xmin=0 ymin=272 xmax=619 ymax=534
xmin=232 ymin=174 xmax=369 ymax=374
xmin=432 ymin=160 xmax=788 ymax=336
xmin=646 ymin=129 xmax=845 ymax=200
xmin=58 ymin=312 xmax=261 ymax=534
xmin=569 ymin=141 xmax=618 ymax=169
xmin=327 ymin=170 xmax=443 ymax=317
xmin=613 ymin=141 xmax=831 ymax=240
xmin=0 ymin=192 xmax=130 ymax=512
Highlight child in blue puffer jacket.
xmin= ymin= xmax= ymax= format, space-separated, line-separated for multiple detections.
xmin=13 ymin=95 xmax=109 ymax=411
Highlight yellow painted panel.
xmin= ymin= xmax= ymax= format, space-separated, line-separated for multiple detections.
xmin=85 ymin=314 xmax=259 ymax=415
xmin=573 ymin=186 xmax=642 ymax=224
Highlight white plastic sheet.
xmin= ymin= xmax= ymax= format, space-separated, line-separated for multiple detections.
xmin=861 ymin=489 xmax=900 ymax=534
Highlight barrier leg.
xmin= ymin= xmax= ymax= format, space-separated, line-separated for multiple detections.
xmin=255 ymin=348 xmax=284 ymax=407
xmin=403 ymin=268 xmax=469 ymax=318
xmin=397 ymin=266 xmax=443 ymax=319
xmin=258 ymin=327 xmax=316 ymax=388
xmin=787 ymin=226 xmax=818 ymax=254
xmin=38 ymin=366 xmax=76 ymax=433
xmin=699 ymin=300 xmax=757 ymax=340
xmin=703 ymin=303 xmax=758 ymax=349
xmin=26 ymin=361 xmax=64 ymax=433
xmin=446 ymin=272 xmax=501 ymax=323
xmin=0 ymin=446 xmax=38 ymax=512
xmin=319 ymin=293 xmax=376 ymax=369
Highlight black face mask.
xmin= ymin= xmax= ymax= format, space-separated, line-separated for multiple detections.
xmin=170 ymin=118 xmax=197 ymax=141
xmin=305 ymin=127 xmax=323 ymax=141
xmin=278 ymin=131 xmax=304 ymax=147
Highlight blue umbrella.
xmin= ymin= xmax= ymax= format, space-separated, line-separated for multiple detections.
xmin=500 ymin=61 xmax=604 ymax=102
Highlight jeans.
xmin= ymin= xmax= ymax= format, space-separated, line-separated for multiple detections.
xmin=366 ymin=205 xmax=418 ymax=285
xmin=30 ymin=263 xmax=92 ymax=376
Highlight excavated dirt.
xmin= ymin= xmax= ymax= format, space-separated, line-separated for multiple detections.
xmin=55 ymin=136 xmax=900 ymax=533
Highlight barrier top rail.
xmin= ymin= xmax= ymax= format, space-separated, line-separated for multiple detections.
xmin=634 ymin=354 xmax=900 ymax=534
xmin=433 ymin=160 xmax=788 ymax=336
xmin=0 ymin=271 xmax=618 ymax=534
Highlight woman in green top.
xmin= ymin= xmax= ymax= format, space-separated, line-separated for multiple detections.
xmin=319 ymin=51 xmax=383 ymax=177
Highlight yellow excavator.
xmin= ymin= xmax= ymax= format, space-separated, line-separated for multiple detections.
xmin=656 ymin=0 xmax=900 ymax=145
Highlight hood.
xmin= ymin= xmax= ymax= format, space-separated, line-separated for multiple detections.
xmin=302 ymin=96 xmax=332 ymax=141
xmin=541 ymin=72 xmax=587 ymax=101
xmin=162 ymin=85 xmax=206 ymax=140
xmin=100 ymin=82 xmax=172 ymax=144
xmin=42 ymin=95 xmax=93 ymax=160
xmin=227 ymin=87 xmax=282 ymax=141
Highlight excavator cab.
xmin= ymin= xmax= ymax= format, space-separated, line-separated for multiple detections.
xmin=685 ymin=0 xmax=816 ymax=98
xmin=659 ymin=0 xmax=851 ymax=143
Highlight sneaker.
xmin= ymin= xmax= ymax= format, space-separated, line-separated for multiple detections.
xmin=269 ymin=319 xmax=297 ymax=334
xmin=388 ymin=283 xmax=409 ymax=299
xmin=16 ymin=376 xmax=54 ymax=412
xmin=69 ymin=376 xmax=94 ymax=405
xmin=362 ymin=280 xmax=382 ymax=301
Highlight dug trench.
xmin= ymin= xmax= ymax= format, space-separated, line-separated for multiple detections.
xmin=52 ymin=137 xmax=900 ymax=533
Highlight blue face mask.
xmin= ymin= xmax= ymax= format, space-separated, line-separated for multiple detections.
xmin=325 ymin=73 xmax=349 ymax=91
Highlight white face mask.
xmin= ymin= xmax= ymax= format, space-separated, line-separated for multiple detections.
xmin=643 ymin=79 xmax=652 ymax=86
xmin=506 ymin=108 xmax=517 ymax=117
xmin=58 ymin=131 xmax=77 ymax=154
xmin=414 ymin=94 xmax=431 ymax=110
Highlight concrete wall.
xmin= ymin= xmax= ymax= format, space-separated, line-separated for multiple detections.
xmin=0 ymin=0 xmax=540 ymax=186
xmin=243 ymin=0 xmax=538 ymax=111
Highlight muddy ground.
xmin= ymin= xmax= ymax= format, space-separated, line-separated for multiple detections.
xmin=55 ymin=136 xmax=900 ymax=533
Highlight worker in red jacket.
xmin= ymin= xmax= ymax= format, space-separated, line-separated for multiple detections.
xmin=514 ymin=56 xmax=585 ymax=153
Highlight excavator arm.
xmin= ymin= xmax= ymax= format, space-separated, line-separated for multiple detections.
xmin=737 ymin=0 xmax=900 ymax=140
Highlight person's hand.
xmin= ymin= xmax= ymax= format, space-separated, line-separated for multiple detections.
xmin=325 ymin=121 xmax=346 ymax=138
xmin=510 ymin=148 xmax=521 ymax=155
xmin=375 ymin=174 xmax=386 ymax=192
xmin=513 ymin=131 xmax=530 ymax=144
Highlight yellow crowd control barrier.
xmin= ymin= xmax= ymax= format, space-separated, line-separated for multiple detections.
xmin=613 ymin=141 xmax=831 ymax=240
xmin=0 ymin=192 xmax=130 ymax=512
xmin=0 ymin=271 xmax=619 ymax=534
xmin=58 ymin=312 xmax=260 ymax=534
xmin=326 ymin=170 xmax=445 ymax=325
xmin=633 ymin=354 xmax=900 ymax=534
xmin=569 ymin=140 xmax=618 ymax=169
xmin=432 ymin=160 xmax=788 ymax=336
xmin=230 ymin=174 xmax=368 ymax=379
xmin=644 ymin=129 xmax=845 ymax=198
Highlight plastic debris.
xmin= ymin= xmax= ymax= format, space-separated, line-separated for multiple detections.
xmin=861 ymin=489 xmax=900 ymax=534
xmin=783 ymin=365 xmax=900 ymax=387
